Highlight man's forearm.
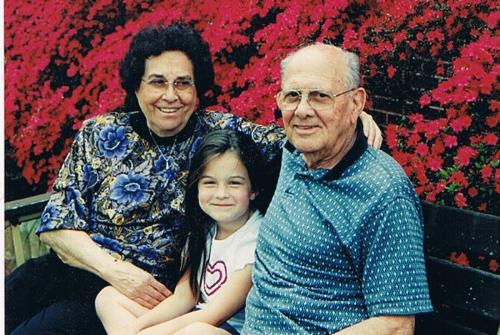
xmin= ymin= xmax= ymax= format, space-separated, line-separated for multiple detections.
xmin=40 ymin=229 xmax=117 ymax=281
xmin=333 ymin=316 xmax=415 ymax=335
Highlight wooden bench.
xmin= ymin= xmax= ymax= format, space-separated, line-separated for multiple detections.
xmin=4 ymin=193 xmax=50 ymax=273
xmin=416 ymin=202 xmax=500 ymax=335
xmin=4 ymin=196 xmax=500 ymax=333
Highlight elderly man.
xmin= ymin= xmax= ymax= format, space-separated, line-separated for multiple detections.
xmin=242 ymin=44 xmax=433 ymax=334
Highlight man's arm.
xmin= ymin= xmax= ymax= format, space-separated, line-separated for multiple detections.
xmin=339 ymin=197 xmax=431 ymax=335
xmin=40 ymin=230 xmax=171 ymax=308
xmin=333 ymin=315 xmax=414 ymax=335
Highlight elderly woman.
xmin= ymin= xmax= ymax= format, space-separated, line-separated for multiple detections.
xmin=6 ymin=24 xmax=381 ymax=335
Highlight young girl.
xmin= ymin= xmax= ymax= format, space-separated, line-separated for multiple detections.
xmin=95 ymin=129 xmax=272 ymax=335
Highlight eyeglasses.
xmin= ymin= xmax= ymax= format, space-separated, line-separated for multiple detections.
xmin=276 ymin=88 xmax=356 ymax=112
xmin=142 ymin=76 xmax=195 ymax=94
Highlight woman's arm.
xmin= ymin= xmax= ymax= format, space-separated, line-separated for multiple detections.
xmin=138 ymin=265 xmax=253 ymax=335
xmin=360 ymin=111 xmax=382 ymax=149
xmin=40 ymin=230 xmax=171 ymax=308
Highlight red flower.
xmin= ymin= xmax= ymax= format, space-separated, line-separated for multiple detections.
xmin=387 ymin=65 xmax=396 ymax=78
xmin=454 ymin=192 xmax=467 ymax=208
xmin=407 ymin=133 xmax=421 ymax=146
xmin=486 ymin=114 xmax=499 ymax=128
xmin=408 ymin=113 xmax=424 ymax=123
xmin=483 ymin=133 xmax=498 ymax=145
xmin=426 ymin=155 xmax=443 ymax=171
xmin=416 ymin=143 xmax=429 ymax=156
xmin=468 ymin=187 xmax=478 ymax=197
xmin=392 ymin=150 xmax=411 ymax=166
xmin=450 ymin=171 xmax=469 ymax=188
xmin=443 ymin=135 xmax=458 ymax=148
xmin=425 ymin=120 xmax=443 ymax=140
xmin=481 ymin=164 xmax=492 ymax=182
xmin=431 ymin=140 xmax=445 ymax=155
xmin=435 ymin=182 xmax=446 ymax=193
xmin=450 ymin=116 xmax=472 ymax=132
xmin=419 ymin=94 xmax=431 ymax=107
xmin=425 ymin=192 xmax=436 ymax=202
xmin=489 ymin=260 xmax=499 ymax=272
xmin=449 ymin=251 xmax=469 ymax=266
xmin=490 ymin=100 xmax=500 ymax=112
xmin=385 ymin=125 xmax=399 ymax=149
xmin=455 ymin=146 xmax=477 ymax=167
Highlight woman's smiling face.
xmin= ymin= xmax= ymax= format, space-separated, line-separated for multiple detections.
xmin=135 ymin=50 xmax=198 ymax=137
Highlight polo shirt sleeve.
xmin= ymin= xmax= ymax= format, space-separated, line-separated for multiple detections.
xmin=37 ymin=126 xmax=93 ymax=234
xmin=361 ymin=197 xmax=433 ymax=316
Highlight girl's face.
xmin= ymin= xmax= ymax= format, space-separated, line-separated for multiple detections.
xmin=198 ymin=151 xmax=256 ymax=229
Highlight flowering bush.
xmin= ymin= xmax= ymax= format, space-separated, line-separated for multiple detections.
xmin=5 ymin=0 xmax=499 ymax=215
xmin=374 ymin=1 xmax=500 ymax=215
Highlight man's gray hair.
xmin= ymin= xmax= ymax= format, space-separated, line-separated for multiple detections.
xmin=280 ymin=44 xmax=360 ymax=90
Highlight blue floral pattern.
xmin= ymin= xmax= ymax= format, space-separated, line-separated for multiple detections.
xmin=110 ymin=173 xmax=149 ymax=205
xmin=82 ymin=164 xmax=97 ymax=188
xmin=97 ymin=125 xmax=129 ymax=158
xmin=40 ymin=204 xmax=59 ymax=230
xmin=37 ymin=110 xmax=285 ymax=289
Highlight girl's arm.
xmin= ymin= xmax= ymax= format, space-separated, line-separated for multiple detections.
xmin=138 ymin=264 xmax=253 ymax=335
xmin=124 ymin=269 xmax=198 ymax=334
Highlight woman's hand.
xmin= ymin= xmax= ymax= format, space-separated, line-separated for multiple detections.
xmin=105 ymin=260 xmax=172 ymax=309
xmin=360 ymin=111 xmax=383 ymax=149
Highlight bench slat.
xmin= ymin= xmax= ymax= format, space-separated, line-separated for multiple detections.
xmin=426 ymin=256 xmax=500 ymax=321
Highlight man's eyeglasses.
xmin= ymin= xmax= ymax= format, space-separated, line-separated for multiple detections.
xmin=276 ymin=88 xmax=356 ymax=112
xmin=142 ymin=77 xmax=195 ymax=93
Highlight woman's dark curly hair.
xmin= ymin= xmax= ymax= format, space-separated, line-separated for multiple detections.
xmin=120 ymin=23 xmax=215 ymax=110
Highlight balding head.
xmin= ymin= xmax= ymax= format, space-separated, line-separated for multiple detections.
xmin=277 ymin=43 xmax=366 ymax=170
xmin=280 ymin=43 xmax=360 ymax=91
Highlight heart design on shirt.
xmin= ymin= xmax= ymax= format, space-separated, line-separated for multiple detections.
xmin=204 ymin=260 xmax=228 ymax=296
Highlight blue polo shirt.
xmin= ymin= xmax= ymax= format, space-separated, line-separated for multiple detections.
xmin=243 ymin=127 xmax=433 ymax=334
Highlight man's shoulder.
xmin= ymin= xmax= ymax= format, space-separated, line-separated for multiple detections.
xmin=358 ymin=147 xmax=409 ymax=182
xmin=345 ymin=147 xmax=417 ymax=201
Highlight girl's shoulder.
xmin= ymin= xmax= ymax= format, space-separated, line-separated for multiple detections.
xmin=237 ymin=210 xmax=263 ymax=239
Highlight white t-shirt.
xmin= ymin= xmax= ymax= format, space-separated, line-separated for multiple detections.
xmin=196 ymin=210 xmax=263 ymax=331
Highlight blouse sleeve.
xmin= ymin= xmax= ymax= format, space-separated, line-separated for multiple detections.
xmin=234 ymin=116 xmax=286 ymax=163
xmin=37 ymin=123 xmax=96 ymax=234
xmin=204 ymin=110 xmax=286 ymax=163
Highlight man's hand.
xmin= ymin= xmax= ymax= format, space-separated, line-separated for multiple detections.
xmin=360 ymin=111 xmax=382 ymax=149
xmin=105 ymin=260 xmax=172 ymax=309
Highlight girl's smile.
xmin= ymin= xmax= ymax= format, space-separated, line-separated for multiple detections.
xmin=198 ymin=151 xmax=256 ymax=237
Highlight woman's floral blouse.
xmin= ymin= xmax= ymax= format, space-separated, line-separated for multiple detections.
xmin=37 ymin=110 xmax=285 ymax=289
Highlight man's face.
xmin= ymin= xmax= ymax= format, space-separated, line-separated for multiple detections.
xmin=280 ymin=46 xmax=362 ymax=167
